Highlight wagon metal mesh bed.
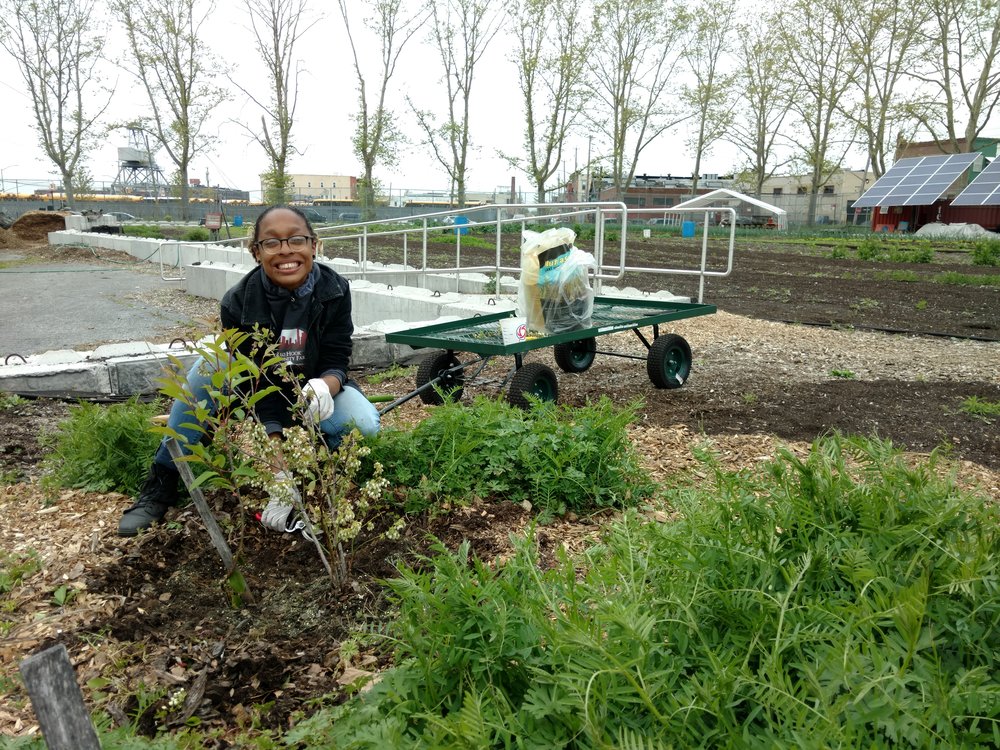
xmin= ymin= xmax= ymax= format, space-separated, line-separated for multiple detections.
xmin=379 ymin=296 xmax=716 ymax=412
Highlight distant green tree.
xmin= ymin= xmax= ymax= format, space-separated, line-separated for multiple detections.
xmin=70 ymin=164 xmax=96 ymax=196
xmin=111 ymin=0 xmax=228 ymax=220
xmin=411 ymin=0 xmax=502 ymax=208
xmin=727 ymin=14 xmax=796 ymax=198
xmin=680 ymin=0 xmax=738 ymax=195
xmin=775 ymin=0 xmax=859 ymax=225
xmin=504 ymin=0 xmax=590 ymax=203
xmin=909 ymin=0 xmax=1000 ymax=154
xmin=0 ymin=0 xmax=111 ymax=206
xmin=235 ymin=0 xmax=314 ymax=208
xmin=260 ymin=166 xmax=294 ymax=204
xmin=339 ymin=0 xmax=424 ymax=220
xmin=585 ymin=0 xmax=689 ymax=201
xmin=840 ymin=0 xmax=927 ymax=177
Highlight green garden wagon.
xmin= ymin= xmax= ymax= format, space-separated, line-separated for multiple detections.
xmin=381 ymin=296 xmax=716 ymax=411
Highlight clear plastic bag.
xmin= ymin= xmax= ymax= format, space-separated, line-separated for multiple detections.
xmin=518 ymin=228 xmax=596 ymax=334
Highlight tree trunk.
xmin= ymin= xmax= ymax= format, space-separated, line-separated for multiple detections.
xmin=180 ymin=169 xmax=190 ymax=220
xmin=361 ymin=165 xmax=377 ymax=220
xmin=61 ymin=172 xmax=75 ymax=207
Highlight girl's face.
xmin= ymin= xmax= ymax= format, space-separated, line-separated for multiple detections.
xmin=254 ymin=208 xmax=316 ymax=290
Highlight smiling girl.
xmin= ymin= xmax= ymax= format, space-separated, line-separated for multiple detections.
xmin=119 ymin=206 xmax=381 ymax=537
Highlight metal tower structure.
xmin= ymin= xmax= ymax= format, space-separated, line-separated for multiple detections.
xmin=111 ymin=128 xmax=166 ymax=196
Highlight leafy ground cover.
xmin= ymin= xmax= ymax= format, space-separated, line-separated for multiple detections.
xmin=294 ymin=436 xmax=1000 ymax=748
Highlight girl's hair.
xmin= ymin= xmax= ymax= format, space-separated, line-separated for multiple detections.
xmin=250 ymin=205 xmax=316 ymax=248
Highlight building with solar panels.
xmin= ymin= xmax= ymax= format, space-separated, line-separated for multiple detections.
xmin=853 ymin=138 xmax=1000 ymax=233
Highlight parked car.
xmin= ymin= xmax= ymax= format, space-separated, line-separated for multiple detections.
xmin=338 ymin=211 xmax=360 ymax=221
xmin=107 ymin=211 xmax=139 ymax=222
xmin=719 ymin=215 xmax=754 ymax=227
xmin=299 ymin=208 xmax=328 ymax=223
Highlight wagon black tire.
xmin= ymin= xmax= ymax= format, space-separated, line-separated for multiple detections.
xmin=553 ymin=337 xmax=597 ymax=373
xmin=647 ymin=334 xmax=692 ymax=389
xmin=415 ymin=351 xmax=465 ymax=405
xmin=507 ymin=362 xmax=559 ymax=409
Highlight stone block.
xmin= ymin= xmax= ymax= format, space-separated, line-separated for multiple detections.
xmin=33 ymin=350 xmax=87 ymax=365
xmin=108 ymin=352 xmax=199 ymax=396
xmin=0 ymin=362 xmax=112 ymax=398
xmin=90 ymin=342 xmax=161 ymax=360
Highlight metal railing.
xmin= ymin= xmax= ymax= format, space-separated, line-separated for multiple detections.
xmin=156 ymin=235 xmax=251 ymax=281
xmin=314 ymin=201 xmax=739 ymax=303
xmin=144 ymin=201 xmax=742 ymax=302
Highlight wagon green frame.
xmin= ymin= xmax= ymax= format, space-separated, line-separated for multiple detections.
xmin=380 ymin=296 xmax=716 ymax=411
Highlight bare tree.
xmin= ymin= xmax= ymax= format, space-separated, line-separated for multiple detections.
xmin=234 ymin=0 xmax=315 ymax=204
xmin=727 ymin=15 xmax=796 ymax=198
xmin=0 ymin=0 xmax=110 ymax=204
xmin=776 ymin=0 xmax=859 ymax=225
xmin=679 ymin=0 xmax=738 ymax=195
xmin=504 ymin=0 xmax=590 ymax=203
xmin=840 ymin=0 xmax=928 ymax=176
xmin=111 ymin=0 xmax=227 ymax=219
xmin=339 ymin=0 xmax=425 ymax=219
xmin=410 ymin=0 xmax=502 ymax=208
xmin=586 ymin=0 xmax=689 ymax=201
xmin=908 ymin=0 xmax=1000 ymax=153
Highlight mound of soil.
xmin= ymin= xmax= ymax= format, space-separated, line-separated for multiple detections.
xmin=0 ymin=227 xmax=19 ymax=249
xmin=9 ymin=210 xmax=68 ymax=243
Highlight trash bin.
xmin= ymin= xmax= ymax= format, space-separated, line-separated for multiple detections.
xmin=681 ymin=220 xmax=695 ymax=237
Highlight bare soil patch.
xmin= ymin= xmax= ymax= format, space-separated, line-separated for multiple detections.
xmin=337 ymin=231 xmax=997 ymax=340
xmin=1 ymin=232 xmax=998 ymax=741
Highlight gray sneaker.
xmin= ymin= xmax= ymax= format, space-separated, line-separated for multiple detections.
xmin=118 ymin=463 xmax=179 ymax=537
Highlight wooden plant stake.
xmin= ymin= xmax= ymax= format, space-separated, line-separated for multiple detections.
xmin=165 ymin=438 xmax=255 ymax=606
xmin=20 ymin=643 xmax=100 ymax=750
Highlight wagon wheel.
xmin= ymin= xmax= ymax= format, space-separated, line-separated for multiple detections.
xmin=647 ymin=334 xmax=692 ymax=389
xmin=415 ymin=351 xmax=465 ymax=405
xmin=553 ymin=337 xmax=597 ymax=373
xmin=507 ymin=362 xmax=559 ymax=409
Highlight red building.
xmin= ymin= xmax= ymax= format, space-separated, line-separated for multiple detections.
xmin=869 ymin=138 xmax=1000 ymax=232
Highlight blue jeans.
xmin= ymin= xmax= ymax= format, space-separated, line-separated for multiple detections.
xmin=152 ymin=355 xmax=381 ymax=469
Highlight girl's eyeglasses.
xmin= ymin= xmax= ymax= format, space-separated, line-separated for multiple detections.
xmin=255 ymin=235 xmax=314 ymax=254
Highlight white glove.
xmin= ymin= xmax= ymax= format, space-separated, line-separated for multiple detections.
xmin=260 ymin=471 xmax=321 ymax=541
xmin=260 ymin=470 xmax=302 ymax=532
xmin=302 ymin=377 xmax=334 ymax=422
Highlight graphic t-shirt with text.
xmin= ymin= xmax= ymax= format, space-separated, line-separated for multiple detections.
xmin=277 ymin=328 xmax=307 ymax=366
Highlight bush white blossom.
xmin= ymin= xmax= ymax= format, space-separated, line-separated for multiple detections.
xmin=156 ymin=328 xmax=403 ymax=586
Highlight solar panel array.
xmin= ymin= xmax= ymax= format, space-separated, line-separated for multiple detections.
xmin=951 ymin=157 xmax=1000 ymax=205
xmin=853 ymin=153 xmax=980 ymax=208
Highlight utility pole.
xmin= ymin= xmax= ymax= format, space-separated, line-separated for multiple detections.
xmin=586 ymin=135 xmax=593 ymax=201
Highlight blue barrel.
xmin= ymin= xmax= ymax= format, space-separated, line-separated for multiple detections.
xmin=233 ymin=215 xmax=243 ymax=227
xmin=681 ymin=220 xmax=695 ymax=237
xmin=454 ymin=215 xmax=470 ymax=235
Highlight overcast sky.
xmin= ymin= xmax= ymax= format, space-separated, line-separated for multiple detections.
xmin=2 ymin=0 xmax=797 ymax=199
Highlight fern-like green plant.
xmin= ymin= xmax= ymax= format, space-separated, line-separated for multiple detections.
xmin=313 ymin=434 xmax=1000 ymax=748
xmin=364 ymin=395 xmax=654 ymax=516
xmin=39 ymin=397 xmax=163 ymax=496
